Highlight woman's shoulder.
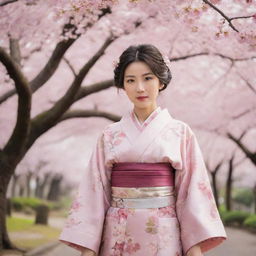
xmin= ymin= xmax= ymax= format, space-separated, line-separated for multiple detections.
xmin=101 ymin=120 xmax=122 ymax=134
xmin=166 ymin=115 xmax=194 ymax=137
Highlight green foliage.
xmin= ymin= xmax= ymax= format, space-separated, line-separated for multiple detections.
xmin=222 ymin=210 xmax=250 ymax=226
xmin=233 ymin=188 xmax=254 ymax=207
xmin=244 ymin=215 xmax=256 ymax=232
xmin=7 ymin=217 xmax=33 ymax=232
xmin=50 ymin=196 xmax=72 ymax=211
xmin=11 ymin=197 xmax=52 ymax=212
xmin=218 ymin=204 xmax=228 ymax=220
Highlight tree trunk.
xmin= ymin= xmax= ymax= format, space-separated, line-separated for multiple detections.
xmin=41 ymin=173 xmax=51 ymax=199
xmin=11 ymin=174 xmax=18 ymax=197
xmin=211 ymin=172 xmax=219 ymax=209
xmin=254 ymin=184 xmax=256 ymax=214
xmin=6 ymin=198 xmax=11 ymax=217
xmin=0 ymin=158 xmax=18 ymax=250
xmin=18 ymin=186 xmax=24 ymax=197
xmin=35 ymin=173 xmax=51 ymax=199
xmin=0 ymin=20 xmax=114 ymax=250
xmin=47 ymin=175 xmax=62 ymax=201
xmin=26 ymin=172 xmax=32 ymax=197
xmin=35 ymin=176 xmax=40 ymax=198
xmin=35 ymin=205 xmax=49 ymax=225
xmin=225 ymin=157 xmax=234 ymax=211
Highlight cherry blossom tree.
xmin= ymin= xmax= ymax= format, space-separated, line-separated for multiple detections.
xmin=0 ymin=0 xmax=256 ymax=251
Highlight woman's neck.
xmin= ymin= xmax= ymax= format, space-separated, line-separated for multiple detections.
xmin=133 ymin=106 xmax=158 ymax=123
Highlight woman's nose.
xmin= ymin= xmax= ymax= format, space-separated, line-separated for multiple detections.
xmin=136 ymin=81 xmax=145 ymax=92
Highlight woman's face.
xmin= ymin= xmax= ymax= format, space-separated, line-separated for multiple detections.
xmin=123 ymin=61 xmax=163 ymax=112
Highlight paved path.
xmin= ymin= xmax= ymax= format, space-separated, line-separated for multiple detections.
xmin=45 ymin=227 xmax=255 ymax=256
xmin=43 ymin=244 xmax=80 ymax=256
xmin=205 ymin=227 xmax=256 ymax=256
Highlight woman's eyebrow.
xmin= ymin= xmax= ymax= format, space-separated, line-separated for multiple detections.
xmin=125 ymin=72 xmax=153 ymax=78
xmin=142 ymin=72 xmax=153 ymax=76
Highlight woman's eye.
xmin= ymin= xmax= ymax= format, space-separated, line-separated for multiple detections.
xmin=145 ymin=76 xmax=153 ymax=81
xmin=126 ymin=79 xmax=134 ymax=83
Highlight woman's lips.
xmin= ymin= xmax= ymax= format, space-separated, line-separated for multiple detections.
xmin=136 ymin=96 xmax=148 ymax=101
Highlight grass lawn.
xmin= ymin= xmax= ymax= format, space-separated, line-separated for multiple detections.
xmin=7 ymin=216 xmax=61 ymax=250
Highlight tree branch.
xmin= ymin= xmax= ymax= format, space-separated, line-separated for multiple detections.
xmin=170 ymin=52 xmax=208 ymax=61
xmin=230 ymin=15 xmax=255 ymax=21
xmin=231 ymin=107 xmax=256 ymax=120
xmin=203 ymin=0 xmax=239 ymax=32
xmin=206 ymin=158 xmax=223 ymax=174
xmin=26 ymin=35 xmax=116 ymax=151
xmin=0 ymin=0 xmax=18 ymax=6
xmin=75 ymin=79 xmax=114 ymax=102
xmin=0 ymin=47 xmax=31 ymax=163
xmin=0 ymin=7 xmax=112 ymax=104
xmin=9 ymin=37 xmax=21 ymax=68
xmin=203 ymin=1 xmax=255 ymax=32
xmin=29 ymin=39 xmax=77 ymax=92
xmin=170 ymin=52 xmax=256 ymax=62
xmin=60 ymin=109 xmax=121 ymax=123
xmin=238 ymin=74 xmax=256 ymax=95
xmin=63 ymin=57 xmax=76 ymax=76
xmin=0 ymin=38 xmax=76 ymax=104
xmin=227 ymin=132 xmax=256 ymax=165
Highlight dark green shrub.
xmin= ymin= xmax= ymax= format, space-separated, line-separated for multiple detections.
xmin=222 ymin=211 xmax=250 ymax=226
xmin=244 ymin=215 xmax=256 ymax=232
xmin=233 ymin=188 xmax=254 ymax=207
xmin=50 ymin=196 xmax=72 ymax=211
xmin=11 ymin=197 xmax=50 ymax=212
xmin=11 ymin=198 xmax=23 ymax=211
xmin=218 ymin=205 xmax=228 ymax=220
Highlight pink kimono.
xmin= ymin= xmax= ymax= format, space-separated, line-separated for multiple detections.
xmin=59 ymin=107 xmax=227 ymax=256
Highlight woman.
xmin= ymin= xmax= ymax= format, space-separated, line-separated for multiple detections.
xmin=59 ymin=44 xmax=227 ymax=256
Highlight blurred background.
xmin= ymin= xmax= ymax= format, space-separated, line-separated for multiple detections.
xmin=0 ymin=0 xmax=255 ymax=255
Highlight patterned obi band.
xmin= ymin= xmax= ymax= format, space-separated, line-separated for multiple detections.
xmin=111 ymin=162 xmax=175 ymax=209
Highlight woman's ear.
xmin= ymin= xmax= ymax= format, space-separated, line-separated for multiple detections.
xmin=159 ymin=84 xmax=164 ymax=90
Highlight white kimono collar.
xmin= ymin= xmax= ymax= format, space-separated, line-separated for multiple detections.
xmin=119 ymin=108 xmax=173 ymax=162
xmin=131 ymin=106 xmax=162 ymax=131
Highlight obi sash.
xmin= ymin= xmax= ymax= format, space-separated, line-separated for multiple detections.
xmin=111 ymin=162 xmax=175 ymax=208
xmin=111 ymin=162 xmax=175 ymax=187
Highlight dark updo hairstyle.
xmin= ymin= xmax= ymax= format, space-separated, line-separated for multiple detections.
xmin=114 ymin=44 xmax=172 ymax=91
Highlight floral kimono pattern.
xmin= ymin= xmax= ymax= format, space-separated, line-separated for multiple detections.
xmin=59 ymin=107 xmax=227 ymax=255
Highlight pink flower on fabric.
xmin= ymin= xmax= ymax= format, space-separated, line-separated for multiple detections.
xmin=198 ymin=181 xmax=213 ymax=200
xmin=198 ymin=181 xmax=219 ymax=219
xmin=109 ymin=208 xmax=129 ymax=223
xmin=113 ymin=132 xmax=126 ymax=146
xmin=210 ymin=204 xmax=219 ymax=219
xmin=112 ymin=225 xmax=125 ymax=238
xmin=111 ymin=241 xmax=125 ymax=256
xmin=113 ymin=241 xmax=125 ymax=250
xmin=70 ymin=199 xmax=82 ymax=212
xmin=117 ymin=208 xmax=128 ymax=220
xmin=104 ymin=129 xmax=126 ymax=149
xmin=124 ymin=238 xmax=141 ymax=254
xmin=158 ymin=205 xmax=176 ymax=218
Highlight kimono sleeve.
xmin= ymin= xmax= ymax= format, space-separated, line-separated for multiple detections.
xmin=59 ymin=133 xmax=111 ymax=254
xmin=175 ymin=127 xmax=227 ymax=255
